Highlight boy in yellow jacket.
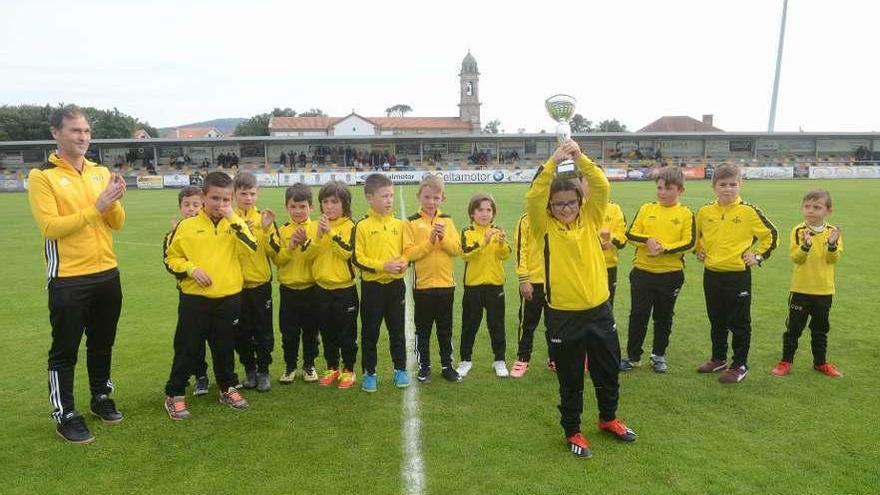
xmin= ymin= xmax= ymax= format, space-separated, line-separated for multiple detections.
xmin=232 ymin=171 xmax=277 ymax=392
xmin=352 ymin=174 xmax=409 ymax=392
xmin=304 ymin=181 xmax=359 ymax=389
xmin=695 ymin=164 xmax=777 ymax=383
xmin=403 ymin=175 xmax=462 ymax=383
xmin=163 ymin=172 xmax=255 ymax=419
xmin=772 ymin=189 xmax=843 ymax=378
xmin=621 ymin=167 xmax=694 ymax=374
xmin=457 ymin=192 xmax=512 ymax=378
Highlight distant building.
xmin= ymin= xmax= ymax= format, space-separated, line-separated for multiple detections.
xmin=639 ymin=114 xmax=722 ymax=132
xmin=173 ymin=127 xmax=224 ymax=139
xmin=269 ymin=51 xmax=482 ymax=137
xmin=132 ymin=129 xmax=151 ymax=139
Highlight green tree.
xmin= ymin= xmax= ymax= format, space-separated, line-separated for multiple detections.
xmin=299 ymin=108 xmax=326 ymax=117
xmin=483 ymin=119 xmax=501 ymax=134
xmin=570 ymin=113 xmax=592 ymax=133
xmin=0 ymin=104 xmax=157 ymax=140
xmin=385 ymin=104 xmax=413 ymax=117
xmin=234 ymin=107 xmax=297 ymax=137
xmin=595 ymin=119 xmax=628 ymax=132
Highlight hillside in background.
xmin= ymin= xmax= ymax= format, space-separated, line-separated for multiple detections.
xmin=159 ymin=117 xmax=245 ymax=137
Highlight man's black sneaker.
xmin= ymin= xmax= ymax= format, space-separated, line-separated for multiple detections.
xmin=56 ymin=411 xmax=95 ymax=444
xmin=417 ymin=366 xmax=431 ymax=383
xmin=90 ymin=394 xmax=123 ymax=424
xmin=441 ymin=366 xmax=462 ymax=383
xmin=193 ymin=376 xmax=209 ymax=396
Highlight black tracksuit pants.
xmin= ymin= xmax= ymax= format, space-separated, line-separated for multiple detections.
xmin=414 ymin=288 xmax=454 ymax=370
xmin=460 ymin=284 xmax=506 ymax=362
xmin=314 ymin=285 xmax=359 ymax=371
xmin=703 ymin=269 xmax=752 ymax=368
xmin=547 ymin=302 xmax=621 ymax=437
xmin=360 ymin=279 xmax=406 ymax=374
xmin=516 ymin=283 xmax=552 ymax=363
xmin=279 ymin=285 xmax=320 ymax=371
xmin=607 ymin=267 xmax=619 ymax=309
xmin=47 ymin=270 xmax=122 ymax=423
xmin=165 ymin=292 xmax=240 ymax=396
xmin=234 ymin=282 xmax=274 ymax=373
xmin=626 ymin=268 xmax=684 ymax=361
xmin=782 ymin=292 xmax=833 ymax=365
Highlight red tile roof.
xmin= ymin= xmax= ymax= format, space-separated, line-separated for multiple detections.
xmin=639 ymin=116 xmax=723 ymax=133
xmin=270 ymin=116 xmax=473 ymax=131
xmin=175 ymin=127 xmax=223 ymax=138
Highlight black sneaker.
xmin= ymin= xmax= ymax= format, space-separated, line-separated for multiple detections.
xmin=256 ymin=372 xmax=271 ymax=392
xmin=441 ymin=366 xmax=462 ymax=383
xmin=90 ymin=394 xmax=123 ymax=424
xmin=193 ymin=376 xmax=209 ymax=396
xmin=417 ymin=366 xmax=431 ymax=383
xmin=56 ymin=411 xmax=95 ymax=444
xmin=241 ymin=369 xmax=257 ymax=389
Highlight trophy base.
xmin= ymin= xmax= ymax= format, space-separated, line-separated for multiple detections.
xmin=556 ymin=160 xmax=578 ymax=179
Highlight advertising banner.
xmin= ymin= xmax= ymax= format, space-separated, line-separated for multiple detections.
xmin=136 ymin=175 xmax=163 ymax=189
xmin=255 ymin=173 xmax=279 ymax=187
xmin=163 ymin=174 xmax=190 ymax=187
xmin=809 ymin=166 xmax=880 ymax=179
xmin=682 ymin=166 xmax=706 ymax=179
xmin=742 ymin=167 xmax=794 ymax=179
xmin=605 ymin=168 xmax=628 ymax=181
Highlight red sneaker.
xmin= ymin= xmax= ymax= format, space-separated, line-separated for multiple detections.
xmin=814 ymin=363 xmax=842 ymax=378
xmin=771 ymin=361 xmax=792 ymax=376
xmin=319 ymin=369 xmax=341 ymax=387
xmin=566 ymin=432 xmax=592 ymax=458
xmin=598 ymin=418 xmax=637 ymax=442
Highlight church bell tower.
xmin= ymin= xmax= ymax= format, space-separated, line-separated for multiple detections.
xmin=458 ymin=50 xmax=481 ymax=132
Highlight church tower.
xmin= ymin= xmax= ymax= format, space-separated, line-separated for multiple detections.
xmin=458 ymin=50 xmax=481 ymax=132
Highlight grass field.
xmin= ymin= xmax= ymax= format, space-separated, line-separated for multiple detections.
xmin=1 ymin=178 xmax=878 ymax=495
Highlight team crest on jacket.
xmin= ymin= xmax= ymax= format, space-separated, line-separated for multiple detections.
xmin=671 ymin=218 xmax=681 ymax=225
xmin=59 ymin=177 xmax=70 ymax=186
xmin=732 ymin=216 xmax=742 ymax=224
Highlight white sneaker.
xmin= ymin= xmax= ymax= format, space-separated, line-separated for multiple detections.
xmin=493 ymin=360 xmax=509 ymax=378
xmin=457 ymin=361 xmax=473 ymax=378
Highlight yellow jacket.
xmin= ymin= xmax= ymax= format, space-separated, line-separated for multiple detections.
xmin=271 ymin=219 xmax=315 ymax=289
xmin=28 ymin=153 xmax=125 ymax=279
xmin=601 ymin=201 xmax=628 ymax=269
xmin=789 ymin=223 xmax=842 ymax=295
xmin=526 ymin=154 xmax=609 ymax=311
xmin=403 ymin=209 xmax=460 ymax=290
xmin=303 ymin=216 xmax=357 ymax=290
xmin=460 ymin=222 xmax=511 ymax=286
xmin=695 ymin=197 xmax=778 ymax=272
xmin=164 ymin=210 xmax=257 ymax=298
xmin=235 ymin=206 xmax=275 ymax=287
xmin=626 ymin=202 xmax=695 ymax=273
xmin=514 ymin=213 xmax=544 ymax=284
xmin=352 ymin=208 xmax=405 ymax=283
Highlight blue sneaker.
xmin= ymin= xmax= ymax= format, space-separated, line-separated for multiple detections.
xmin=362 ymin=373 xmax=378 ymax=393
xmin=393 ymin=369 xmax=411 ymax=388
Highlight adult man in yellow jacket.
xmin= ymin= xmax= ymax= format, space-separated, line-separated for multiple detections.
xmin=28 ymin=106 xmax=127 ymax=444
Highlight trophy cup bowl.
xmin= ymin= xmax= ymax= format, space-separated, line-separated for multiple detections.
xmin=545 ymin=94 xmax=578 ymax=178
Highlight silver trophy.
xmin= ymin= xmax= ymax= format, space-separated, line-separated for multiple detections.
xmin=545 ymin=94 xmax=578 ymax=179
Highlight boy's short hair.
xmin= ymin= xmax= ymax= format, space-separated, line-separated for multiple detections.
xmin=549 ymin=177 xmax=584 ymax=206
xmin=318 ymin=180 xmax=352 ymax=217
xmin=655 ymin=166 xmax=685 ymax=189
xmin=203 ymin=171 xmax=232 ymax=193
xmin=285 ymin=183 xmax=313 ymax=205
xmin=803 ymin=188 xmax=832 ymax=208
xmin=177 ymin=186 xmax=202 ymax=206
xmin=417 ymin=174 xmax=445 ymax=195
xmin=233 ymin=170 xmax=257 ymax=190
xmin=50 ymin=105 xmax=89 ymax=130
xmin=712 ymin=164 xmax=741 ymax=184
xmin=364 ymin=173 xmax=393 ymax=195
xmin=467 ymin=192 xmax=497 ymax=219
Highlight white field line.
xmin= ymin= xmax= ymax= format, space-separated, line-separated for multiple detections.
xmin=399 ymin=186 xmax=425 ymax=495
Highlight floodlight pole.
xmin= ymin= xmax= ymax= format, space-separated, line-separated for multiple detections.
xmin=768 ymin=0 xmax=789 ymax=132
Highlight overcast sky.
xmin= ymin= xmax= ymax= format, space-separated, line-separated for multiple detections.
xmin=2 ymin=0 xmax=877 ymax=132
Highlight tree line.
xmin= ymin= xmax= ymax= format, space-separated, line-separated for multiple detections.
xmin=0 ymin=104 xmax=159 ymax=141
